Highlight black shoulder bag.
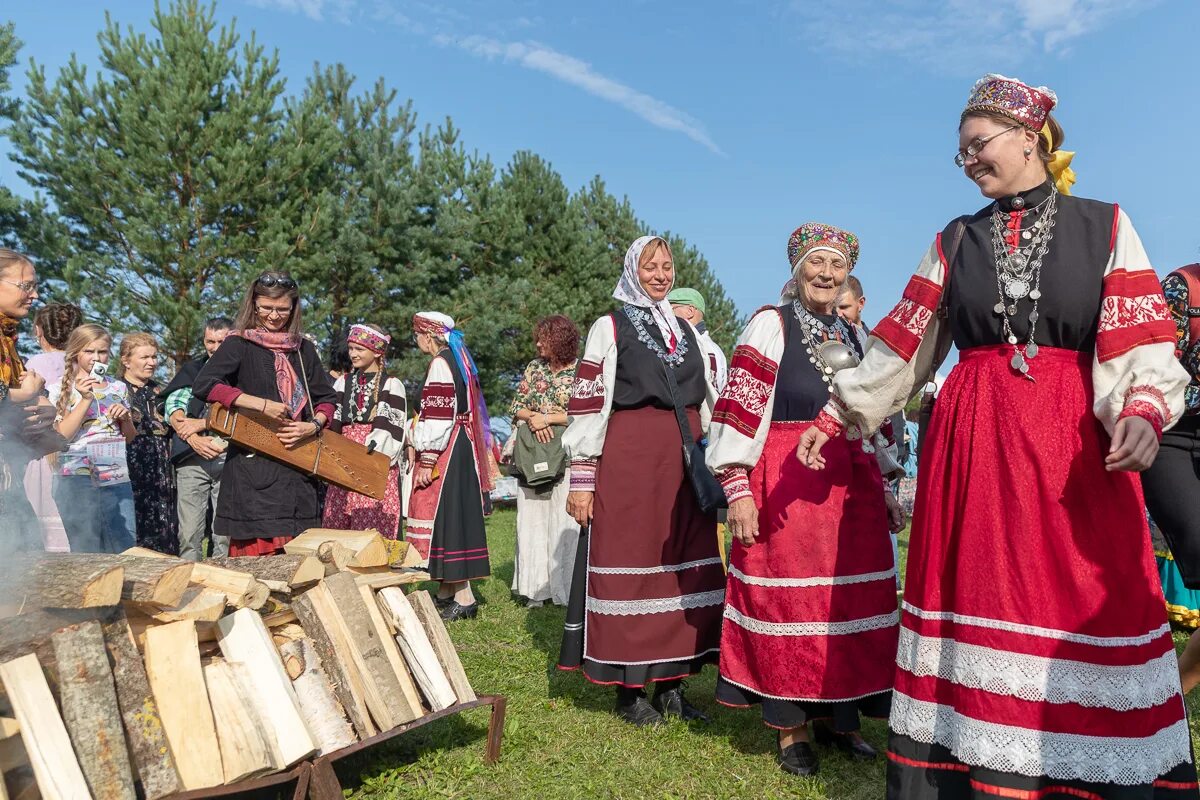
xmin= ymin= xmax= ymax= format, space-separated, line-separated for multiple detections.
xmin=663 ymin=362 xmax=727 ymax=517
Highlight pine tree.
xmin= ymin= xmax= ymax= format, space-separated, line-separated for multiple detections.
xmin=8 ymin=1 xmax=294 ymax=364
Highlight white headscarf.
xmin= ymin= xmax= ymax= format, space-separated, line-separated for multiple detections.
xmin=612 ymin=235 xmax=685 ymax=350
xmin=412 ymin=311 xmax=455 ymax=335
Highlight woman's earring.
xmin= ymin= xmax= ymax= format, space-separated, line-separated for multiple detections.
xmin=1023 ymin=147 xmax=1033 ymax=159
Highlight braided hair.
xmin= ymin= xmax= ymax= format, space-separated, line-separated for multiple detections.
xmin=34 ymin=303 xmax=84 ymax=350
xmin=56 ymin=324 xmax=112 ymax=423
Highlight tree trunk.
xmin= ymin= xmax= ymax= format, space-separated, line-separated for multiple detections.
xmin=2 ymin=555 xmax=124 ymax=609
xmin=292 ymin=586 xmax=376 ymax=739
xmin=205 ymin=555 xmax=324 ymax=587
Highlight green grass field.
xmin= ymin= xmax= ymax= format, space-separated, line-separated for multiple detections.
xmin=339 ymin=509 xmax=1200 ymax=799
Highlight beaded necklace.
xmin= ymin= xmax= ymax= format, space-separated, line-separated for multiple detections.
xmin=622 ymin=304 xmax=689 ymax=368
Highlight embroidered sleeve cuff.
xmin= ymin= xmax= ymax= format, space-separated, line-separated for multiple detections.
xmin=814 ymin=408 xmax=846 ymax=438
xmin=206 ymin=383 xmax=243 ymax=410
xmin=718 ymin=467 xmax=752 ymax=504
xmin=418 ymin=451 xmax=440 ymax=467
xmin=569 ymin=459 xmax=597 ymax=491
xmin=1119 ymin=400 xmax=1165 ymax=440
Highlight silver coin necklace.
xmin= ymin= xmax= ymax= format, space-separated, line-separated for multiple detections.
xmin=990 ymin=187 xmax=1058 ymax=380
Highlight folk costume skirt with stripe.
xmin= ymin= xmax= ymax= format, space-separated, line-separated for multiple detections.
xmin=405 ymin=419 xmax=490 ymax=582
xmin=715 ymin=420 xmax=898 ymax=731
xmin=558 ymin=405 xmax=724 ymax=687
xmin=888 ymin=346 xmax=1197 ymax=799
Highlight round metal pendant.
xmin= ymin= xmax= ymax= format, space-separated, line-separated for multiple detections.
xmin=1011 ymin=352 xmax=1026 ymax=371
xmin=1022 ymin=230 xmax=1033 ymax=240
xmin=816 ymin=340 xmax=860 ymax=373
xmin=1007 ymin=334 xmax=1018 ymax=345
xmin=1011 ymin=196 xmax=1026 ymax=209
xmin=994 ymin=302 xmax=1006 ymax=315
xmin=1005 ymin=279 xmax=1030 ymax=299
xmin=1029 ymin=288 xmax=1041 ymax=300
xmin=1026 ymin=342 xmax=1039 ymax=359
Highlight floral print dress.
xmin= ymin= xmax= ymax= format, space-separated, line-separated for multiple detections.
xmin=510 ymin=358 xmax=577 ymax=417
xmin=127 ymin=381 xmax=179 ymax=554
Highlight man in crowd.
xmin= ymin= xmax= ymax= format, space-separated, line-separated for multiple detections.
xmin=836 ymin=275 xmax=869 ymax=339
xmin=161 ymin=316 xmax=232 ymax=560
xmin=668 ymin=287 xmax=728 ymax=391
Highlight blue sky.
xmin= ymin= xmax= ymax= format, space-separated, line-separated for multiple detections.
xmin=3 ymin=0 xmax=1199 ymax=336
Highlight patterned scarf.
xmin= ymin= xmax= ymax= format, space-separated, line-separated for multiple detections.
xmin=612 ymin=235 xmax=684 ymax=352
xmin=229 ymin=329 xmax=308 ymax=420
xmin=0 ymin=314 xmax=25 ymax=389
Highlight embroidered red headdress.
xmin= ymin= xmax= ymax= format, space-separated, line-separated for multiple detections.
xmin=962 ymin=73 xmax=1057 ymax=131
xmin=787 ymin=222 xmax=860 ymax=271
xmin=348 ymin=323 xmax=390 ymax=355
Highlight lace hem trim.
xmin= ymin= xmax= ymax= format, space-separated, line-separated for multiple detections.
xmin=717 ymin=673 xmax=894 ymax=704
xmin=729 ymin=564 xmax=896 ymax=588
xmin=586 ymin=589 xmax=725 ymax=616
xmin=724 ymin=605 xmax=898 ymax=637
xmin=902 ymin=602 xmax=1172 ymax=648
xmin=896 ymin=627 xmax=1182 ymax=711
xmin=590 ymin=557 xmax=725 ymax=575
xmin=889 ymin=692 xmax=1192 ymax=785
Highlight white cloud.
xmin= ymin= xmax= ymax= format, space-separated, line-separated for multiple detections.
xmin=435 ymin=35 xmax=725 ymax=156
xmin=787 ymin=0 xmax=1160 ymax=72
xmin=248 ymin=0 xmax=356 ymax=24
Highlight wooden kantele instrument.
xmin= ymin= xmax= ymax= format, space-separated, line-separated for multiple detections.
xmin=206 ymin=403 xmax=389 ymax=500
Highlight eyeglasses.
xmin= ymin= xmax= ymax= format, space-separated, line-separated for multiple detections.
xmin=255 ymin=305 xmax=292 ymax=319
xmin=0 ymin=278 xmax=37 ymax=295
xmin=954 ymin=125 xmax=1020 ymax=167
xmin=254 ymin=273 xmax=298 ymax=290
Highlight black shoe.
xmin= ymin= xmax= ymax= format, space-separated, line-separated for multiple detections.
xmin=778 ymin=740 xmax=819 ymax=776
xmin=439 ymin=601 xmax=478 ymax=622
xmin=813 ymin=724 xmax=876 ymax=761
xmin=434 ymin=595 xmax=455 ymax=610
xmin=614 ymin=695 xmax=664 ymax=728
xmin=651 ymin=687 xmax=710 ymax=723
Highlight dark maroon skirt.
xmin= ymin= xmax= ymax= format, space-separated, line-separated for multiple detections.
xmin=558 ymin=406 xmax=724 ymax=687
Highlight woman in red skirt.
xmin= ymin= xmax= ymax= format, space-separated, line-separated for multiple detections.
xmin=560 ymin=235 xmax=726 ymax=727
xmin=322 ymin=324 xmax=407 ymax=538
xmin=707 ymin=222 xmax=905 ymax=777
xmin=798 ymin=74 xmax=1196 ymax=798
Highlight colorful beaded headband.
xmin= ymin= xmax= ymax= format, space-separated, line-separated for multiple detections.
xmin=962 ymin=73 xmax=1057 ymax=131
xmin=787 ymin=222 xmax=860 ymax=270
xmin=348 ymin=324 xmax=390 ymax=355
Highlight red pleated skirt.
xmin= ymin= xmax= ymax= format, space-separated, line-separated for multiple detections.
xmin=889 ymin=345 xmax=1196 ymax=796
xmin=322 ymin=423 xmax=402 ymax=538
xmin=719 ymin=420 xmax=899 ymax=704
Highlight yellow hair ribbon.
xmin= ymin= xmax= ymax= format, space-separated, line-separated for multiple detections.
xmin=1040 ymin=125 xmax=1076 ymax=195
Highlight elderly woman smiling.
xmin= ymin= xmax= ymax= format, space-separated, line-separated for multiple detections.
xmin=559 ymin=235 xmax=725 ymax=728
xmin=706 ymin=223 xmax=903 ymax=777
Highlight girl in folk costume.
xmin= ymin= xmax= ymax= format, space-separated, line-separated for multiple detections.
xmin=559 ymin=235 xmax=725 ymax=727
xmin=406 ymin=312 xmax=495 ymax=622
xmin=1143 ymin=263 xmax=1200 ymax=693
xmin=707 ymin=223 xmax=905 ymax=777
xmin=194 ymin=272 xmax=339 ymax=556
xmin=798 ymin=75 xmax=1197 ymax=798
xmin=322 ymin=324 xmax=407 ymax=537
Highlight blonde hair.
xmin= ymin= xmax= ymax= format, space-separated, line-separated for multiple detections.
xmin=57 ymin=324 xmax=113 ymax=421
xmin=638 ymin=237 xmax=672 ymax=266
xmin=0 ymin=248 xmax=33 ymax=279
xmin=118 ymin=332 xmax=158 ymax=380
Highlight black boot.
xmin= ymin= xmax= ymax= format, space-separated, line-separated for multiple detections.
xmin=651 ymin=681 xmax=710 ymax=723
xmin=614 ymin=687 xmax=663 ymax=727
xmin=439 ymin=601 xmax=479 ymax=622
xmin=778 ymin=738 xmax=820 ymax=776
xmin=813 ymin=722 xmax=877 ymax=761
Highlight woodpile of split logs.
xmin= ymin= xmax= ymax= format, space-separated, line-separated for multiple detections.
xmin=0 ymin=528 xmax=478 ymax=800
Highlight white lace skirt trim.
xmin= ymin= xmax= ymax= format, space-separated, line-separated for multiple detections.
xmin=729 ymin=564 xmax=895 ymax=588
xmin=589 ymin=557 xmax=724 ymax=575
xmin=896 ymin=627 xmax=1182 ymax=711
xmin=586 ymin=589 xmax=725 ymax=616
xmin=724 ymin=605 xmax=898 ymax=637
xmin=902 ymin=602 xmax=1171 ymax=648
xmin=889 ymin=692 xmax=1192 ymax=785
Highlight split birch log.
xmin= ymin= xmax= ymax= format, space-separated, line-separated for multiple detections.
xmin=356 ymin=583 xmax=424 ymax=715
xmin=322 ymin=573 xmax=421 ymax=729
xmin=2 ymin=555 xmax=124 ymax=609
xmin=408 ymin=591 xmax=476 ymax=703
xmin=50 ymin=622 xmax=135 ymax=800
xmin=285 ymin=528 xmax=388 ymax=569
xmin=143 ymin=620 xmax=223 ymax=791
xmin=0 ymin=653 xmax=91 ymax=800
xmin=353 ymin=569 xmax=431 ymax=591
xmin=123 ymin=548 xmax=269 ymax=609
xmin=203 ymin=660 xmax=278 ymax=783
xmin=377 ymin=588 xmax=456 ymax=711
xmin=128 ymin=586 xmax=227 ymax=623
xmin=292 ymin=586 xmax=376 ymax=739
xmin=206 ymin=555 xmax=324 ymax=588
xmin=278 ymin=639 xmax=357 ymax=755
xmin=215 ymin=608 xmax=317 ymax=766
xmin=99 ymin=616 xmax=181 ymax=800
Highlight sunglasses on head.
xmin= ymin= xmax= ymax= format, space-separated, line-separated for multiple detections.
xmin=255 ymin=273 xmax=298 ymax=290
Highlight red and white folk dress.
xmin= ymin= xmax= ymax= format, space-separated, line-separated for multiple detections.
xmin=706 ymin=305 xmax=899 ymax=731
xmin=404 ymin=349 xmax=490 ymax=581
xmin=820 ymin=182 xmax=1197 ymax=798
xmin=322 ymin=370 xmax=407 ymax=537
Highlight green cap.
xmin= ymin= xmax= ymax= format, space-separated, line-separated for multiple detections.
xmin=667 ymin=287 xmax=706 ymax=314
